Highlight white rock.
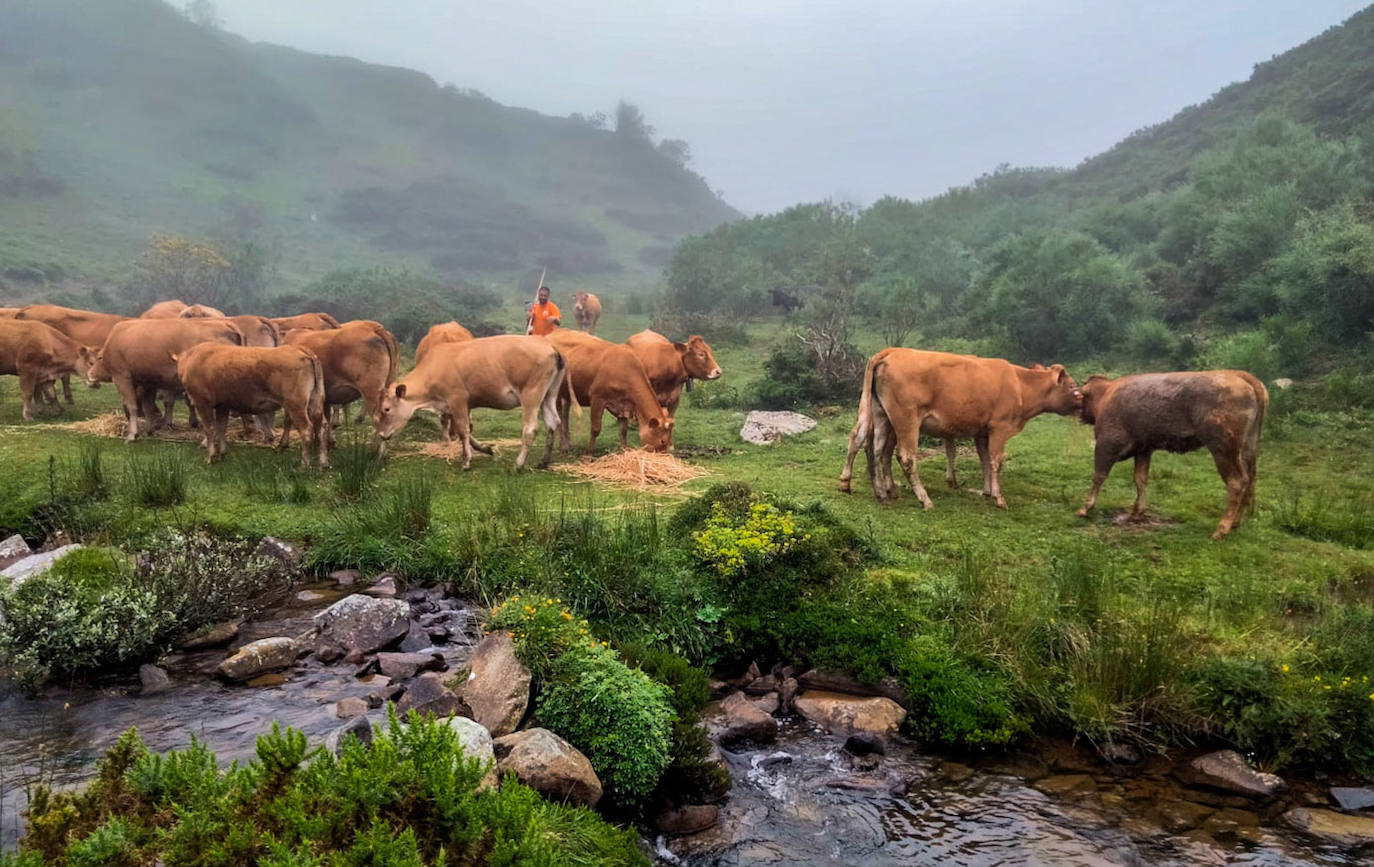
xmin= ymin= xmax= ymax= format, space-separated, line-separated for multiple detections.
xmin=0 ymin=534 xmax=31 ymax=560
xmin=740 ymin=411 xmax=817 ymax=445
xmin=0 ymin=544 xmax=85 ymax=590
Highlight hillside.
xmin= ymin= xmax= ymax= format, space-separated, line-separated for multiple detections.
xmin=0 ymin=0 xmax=737 ymax=301
xmin=664 ymin=5 xmax=1374 ymax=382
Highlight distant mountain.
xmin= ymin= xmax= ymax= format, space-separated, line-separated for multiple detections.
xmin=0 ymin=0 xmax=738 ymax=299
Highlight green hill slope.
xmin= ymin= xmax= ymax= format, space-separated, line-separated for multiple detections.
xmin=0 ymin=0 xmax=736 ymax=299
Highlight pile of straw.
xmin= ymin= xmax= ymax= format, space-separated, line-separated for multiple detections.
xmin=62 ymin=411 xmax=269 ymax=444
xmin=561 ymin=449 xmax=707 ymax=491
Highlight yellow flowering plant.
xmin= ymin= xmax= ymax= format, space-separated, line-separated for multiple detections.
xmin=693 ymin=501 xmax=799 ymax=577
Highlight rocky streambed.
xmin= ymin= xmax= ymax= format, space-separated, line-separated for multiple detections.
xmin=1 ymin=566 xmax=1373 ymax=864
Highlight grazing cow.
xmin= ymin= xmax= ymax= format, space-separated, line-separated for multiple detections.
xmin=284 ymin=320 xmax=398 ymax=443
xmin=1073 ymin=370 xmax=1268 ymax=539
xmin=375 ymin=335 xmax=565 ymax=471
xmin=17 ymin=304 xmax=128 ymax=404
xmin=227 ymin=315 xmax=283 ymax=440
xmin=839 ymin=349 xmax=1078 ymax=509
xmin=414 ymin=320 xmax=475 ymax=366
xmin=271 ymin=312 xmax=340 ymax=333
xmin=573 ymin=291 xmax=602 ymax=334
xmin=177 ymin=343 xmax=327 ymax=466
xmin=86 ymin=318 xmax=243 ymax=440
xmin=0 ymin=320 xmax=98 ymax=419
xmin=625 ymin=330 xmax=722 ymax=418
xmin=179 ymin=303 xmax=227 ymax=318
xmin=547 ymin=330 xmax=673 ymax=453
xmin=770 ymin=288 xmax=804 ymax=313
xmin=141 ymin=300 xmax=188 ymax=318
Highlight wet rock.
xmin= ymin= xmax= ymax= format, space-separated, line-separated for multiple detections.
xmin=1176 ymin=750 xmax=1287 ymax=799
xmin=494 ymin=728 xmax=602 ymax=807
xmin=1033 ymin=774 xmax=1096 ymax=798
xmin=793 ymin=690 xmax=906 ymax=738
xmin=1156 ymin=800 xmax=1214 ymax=833
xmin=750 ymin=692 xmax=780 ymax=715
xmin=1283 ymin=807 xmax=1374 ymax=846
xmin=1202 ymin=807 xmax=1259 ymax=838
xmin=395 ymin=672 xmax=467 ymax=717
xmin=376 ymin=651 xmax=445 ymax=680
xmin=708 ymin=679 xmax=730 ymax=699
xmin=0 ymin=534 xmax=31 ymax=560
xmin=779 ymin=676 xmax=799 ymax=712
xmin=367 ymin=684 xmax=405 ymax=708
xmin=850 ymin=753 xmax=883 ymax=773
xmin=707 ymin=692 xmax=778 ymax=746
xmin=324 ymin=714 xmax=375 ymax=755
xmin=0 ymin=543 xmax=84 ymax=589
xmin=329 ymin=569 xmax=361 ymax=586
xmin=398 ymin=622 xmax=433 ymax=653
xmin=296 ymin=589 xmax=326 ymax=604
xmin=457 ymin=632 xmax=531 ymax=738
xmin=743 ymin=674 xmax=777 ymax=696
xmin=940 ymin=762 xmax=975 ymax=783
xmin=740 ymin=410 xmax=817 ymax=444
xmin=343 ymin=648 xmax=366 ymax=665
xmin=313 ymin=594 xmax=411 ymax=654
xmin=255 ymin=536 xmax=301 ymax=570
xmin=363 ymin=574 xmax=399 ymax=598
xmin=443 ymin=716 xmax=497 ymax=788
xmin=985 ymin=754 xmax=1049 ymax=782
xmin=426 ymin=627 xmax=450 ymax=643
xmin=1102 ymin=742 xmax=1141 ymax=764
xmin=797 ymin=668 xmax=908 ymax=706
xmin=216 ymin=637 xmax=297 ymax=681
xmin=844 ymin=732 xmax=886 ymax=757
xmin=1331 ymin=786 xmax=1374 ymax=812
xmin=314 ymin=643 xmax=345 ymax=664
xmin=655 ymin=804 xmax=719 ymax=836
xmin=139 ymin=664 xmax=171 ymax=695
xmin=336 ymin=697 xmax=368 ymax=718
xmin=246 ymin=672 xmax=287 ymax=688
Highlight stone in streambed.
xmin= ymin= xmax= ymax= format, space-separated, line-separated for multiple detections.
xmin=314 ymin=594 xmax=410 ymax=654
xmin=494 ymin=728 xmax=602 ymax=808
xmin=215 ymin=637 xmax=297 ymax=681
xmin=457 ymin=632 xmax=531 ymax=737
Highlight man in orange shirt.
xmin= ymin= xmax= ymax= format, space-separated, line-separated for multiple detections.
xmin=527 ymin=285 xmax=561 ymax=336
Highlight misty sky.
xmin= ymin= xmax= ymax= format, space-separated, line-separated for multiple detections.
xmin=212 ymin=0 xmax=1367 ymax=215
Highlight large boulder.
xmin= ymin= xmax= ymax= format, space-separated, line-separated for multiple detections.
xmin=0 ymin=534 xmax=31 ymax=561
xmin=793 ymin=690 xmax=906 ymax=738
xmin=494 ymin=728 xmax=602 ymax=807
xmin=740 ymin=410 xmax=816 ymax=445
xmin=255 ymin=536 xmax=302 ymax=570
xmin=1175 ymin=750 xmax=1287 ymax=799
xmin=0 ymin=544 xmax=84 ymax=589
xmin=395 ymin=671 xmax=468 ymax=717
xmin=444 ymin=716 xmax=498 ymax=788
xmin=1283 ymin=808 xmax=1374 ymax=846
xmin=706 ymin=692 xmax=778 ymax=746
xmin=797 ymin=668 xmax=909 ymax=706
xmin=457 ymin=632 xmax=531 ymax=737
xmin=215 ymin=637 xmax=298 ymax=681
xmin=1332 ymin=787 xmax=1374 ymax=812
xmin=139 ymin=664 xmax=172 ymax=695
xmin=313 ymin=594 xmax=410 ymax=654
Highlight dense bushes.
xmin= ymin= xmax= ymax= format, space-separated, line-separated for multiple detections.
xmin=13 ymin=715 xmax=648 ymax=866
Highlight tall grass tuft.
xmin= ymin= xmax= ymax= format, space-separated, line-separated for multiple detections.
xmin=1272 ymin=491 xmax=1374 ymax=549
xmin=239 ymin=457 xmax=314 ymax=505
xmin=72 ymin=442 xmax=108 ymax=501
xmin=332 ymin=438 xmax=384 ymax=501
xmin=126 ymin=449 xmax=189 ymax=508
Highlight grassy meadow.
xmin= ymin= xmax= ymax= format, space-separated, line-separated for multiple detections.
xmin=2 ymin=310 xmax=1373 ymax=770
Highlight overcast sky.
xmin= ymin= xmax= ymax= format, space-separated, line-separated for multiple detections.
xmin=211 ymin=0 xmax=1368 ymax=214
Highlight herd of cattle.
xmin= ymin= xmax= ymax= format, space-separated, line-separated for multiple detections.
xmin=1 ymin=299 xmax=1266 ymax=538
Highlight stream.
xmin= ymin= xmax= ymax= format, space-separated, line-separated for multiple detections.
xmin=0 ymin=584 xmax=1363 ymax=865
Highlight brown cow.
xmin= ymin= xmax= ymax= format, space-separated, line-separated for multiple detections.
xmin=375 ymin=335 xmax=565 ymax=470
xmin=226 ymin=315 xmax=283 ymax=439
xmin=0 ymin=320 xmax=98 ymax=419
xmin=180 ymin=304 xmax=227 ymax=318
xmin=177 ymin=343 xmax=327 ymax=466
xmin=86 ymin=318 xmax=243 ymax=440
xmin=1 ymin=308 xmax=22 ymax=318
xmin=1073 ymin=370 xmax=1268 ymax=539
xmin=547 ymin=330 xmax=673 ymax=453
xmin=284 ymin=320 xmax=398 ymax=444
xmin=626 ymin=330 xmax=722 ymax=418
xmin=271 ymin=312 xmax=340 ymax=333
xmin=141 ymin=300 xmax=188 ymax=318
xmin=415 ymin=321 xmax=475 ymax=366
xmin=573 ymin=291 xmax=602 ymax=335
xmin=839 ymin=349 xmax=1078 ymax=509
xmin=17 ymin=304 xmax=128 ymax=404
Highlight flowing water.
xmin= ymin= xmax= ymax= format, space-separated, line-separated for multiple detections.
xmin=0 ymin=589 xmax=1363 ymax=864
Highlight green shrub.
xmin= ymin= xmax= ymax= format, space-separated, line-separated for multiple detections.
xmin=73 ymin=441 xmax=108 ymax=501
xmin=1124 ymin=317 xmax=1180 ymax=364
xmin=694 ymin=500 xmax=800 ymax=577
xmin=537 ymin=644 xmax=676 ymax=809
xmin=126 ymin=448 xmax=188 ymax=508
xmin=1201 ymin=329 xmax=1278 ymax=382
xmin=489 ymin=595 xmax=593 ymax=682
xmin=649 ymin=311 xmax=749 ymax=347
xmin=752 ymin=338 xmax=861 ymax=409
xmin=333 ymin=438 xmax=385 ymax=501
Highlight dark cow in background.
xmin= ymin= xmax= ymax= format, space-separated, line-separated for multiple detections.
xmin=1073 ymin=370 xmax=1268 ymax=539
xmin=770 ymin=288 xmax=804 ymax=313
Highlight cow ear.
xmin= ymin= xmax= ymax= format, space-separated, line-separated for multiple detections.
xmin=394 ymin=383 xmax=407 ymax=400
xmin=1050 ymin=363 xmax=1066 ymax=384
xmin=649 ymin=417 xmax=661 ymax=428
xmin=673 ymin=342 xmax=687 ymax=354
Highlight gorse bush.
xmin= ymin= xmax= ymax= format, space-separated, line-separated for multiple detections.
xmin=16 ymin=715 xmax=649 ymax=866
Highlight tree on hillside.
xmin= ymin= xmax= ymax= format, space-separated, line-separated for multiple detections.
xmin=127 ymin=234 xmax=271 ymax=313
xmin=614 ymin=101 xmax=655 ymax=140
xmin=183 ymin=0 xmax=220 ymax=29
xmin=657 ymin=139 xmax=691 ymax=167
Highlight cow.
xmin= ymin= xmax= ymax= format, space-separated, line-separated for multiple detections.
xmin=271 ymin=312 xmax=340 ymax=333
xmin=86 ymin=317 xmax=243 ymax=440
xmin=573 ymin=291 xmax=602 ymax=335
xmin=374 ymin=335 xmax=565 ymax=471
xmin=770 ymin=288 xmax=804 ymax=313
xmin=1072 ymin=370 xmax=1268 ymax=539
xmin=141 ymin=300 xmax=188 ymax=318
xmin=180 ymin=303 xmax=227 ymax=318
xmin=176 ymin=343 xmax=327 ymax=467
xmin=1 ymin=308 xmax=23 ymax=318
xmin=227 ymin=315 xmax=283 ymax=440
xmin=16 ymin=304 xmax=128 ymax=404
xmin=284 ymin=320 xmax=398 ymax=445
xmin=546 ymin=330 xmax=673 ymax=454
xmin=414 ymin=320 xmax=475 ymax=366
xmin=625 ymin=330 xmax=722 ymax=418
xmin=839 ymin=349 xmax=1078 ymax=510
xmin=0 ymin=320 xmax=98 ymax=419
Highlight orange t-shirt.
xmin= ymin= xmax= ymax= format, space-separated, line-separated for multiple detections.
xmin=529 ymin=301 xmax=561 ymax=336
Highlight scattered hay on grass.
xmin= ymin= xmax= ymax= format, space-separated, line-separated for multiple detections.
xmin=560 ymin=448 xmax=708 ymax=491
xmin=407 ymin=438 xmax=525 ymax=462
xmin=60 ymin=412 xmax=271 ymax=444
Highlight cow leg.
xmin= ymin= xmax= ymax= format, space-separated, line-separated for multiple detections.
xmin=974 ymin=434 xmax=992 ymax=497
xmin=618 ymin=416 xmax=630 ymax=450
xmin=1129 ymin=452 xmax=1152 ymax=520
xmin=515 ymin=400 xmax=540 ymax=471
xmin=895 ymin=420 xmax=933 ymax=510
xmin=255 ymin=411 xmax=276 ymax=443
xmin=61 ymin=373 xmax=73 ymax=405
xmin=114 ymin=375 xmax=141 ymax=441
xmin=1077 ymin=446 xmax=1118 ymax=518
xmin=839 ymin=418 xmax=866 ymax=493
xmin=277 ymin=411 xmax=294 ymax=452
xmin=557 ymin=394 xmax=574 ymax=452
xmin=1210 ymin=448 xmax=1249 ymax=540
xmin=452 ymin=408 xmax=475 ymax=470
xmin=985 ymin=430 xmax=1013 ymax=509
xmin=18 ymin=372 xmax=38 ymax=421
xmin=315 ymin=403 xmax=330 ymax=469
xmin=585 ymin=399 xmax=606 ymax=456
xmin=212 ymin=407 xmax=231 ymax=462
xmin=944 ymin=439 xmax=959 ymax=489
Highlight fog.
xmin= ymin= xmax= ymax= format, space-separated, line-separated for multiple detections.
xmin=213 ymin=0 xmax=1366 ymax=214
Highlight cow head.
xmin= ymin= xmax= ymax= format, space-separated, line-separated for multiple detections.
xmin=675 ymin=335 xmax=722 ymax=382
xmin=639 ymin=410 xmax=675 ymax=453
xmin=375 ymin=382 xmax=419 ymax=441
xmin=84 ymin=348 xmax=111 ymax=386
xmin=1038 ymin=363 xmax=1080 ymax=415
xmin=574 ymin=291 xmax=589 ymax=309
xmin=1073 ymin=375 xmax=1113 ymax=425
xmin=75 ymin=345 xmax=100 ymax=387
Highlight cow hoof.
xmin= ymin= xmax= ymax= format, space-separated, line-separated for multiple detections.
xmin=947 ymin=481 xmax=959 ymax=490
xmin=994 ymin=499 xmax=1008 ymax=510
xmin=1075 ymin=508 xmax=1090 ymax=518
xmin=838 ymin=481 xmax=851 ymax=493
xmin=920 ymin=501 xmax=934 ymax=511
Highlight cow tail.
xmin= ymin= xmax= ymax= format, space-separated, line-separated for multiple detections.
xmin=853 ymin=350 xmax=882 ymax=446
xmin=543 ymin=350 xmax=566 ymax=430
xmin=1246 ymin=374 xmax=1268 ymax=513
xmin=308 ymin=351 xmax=326 ymax=424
